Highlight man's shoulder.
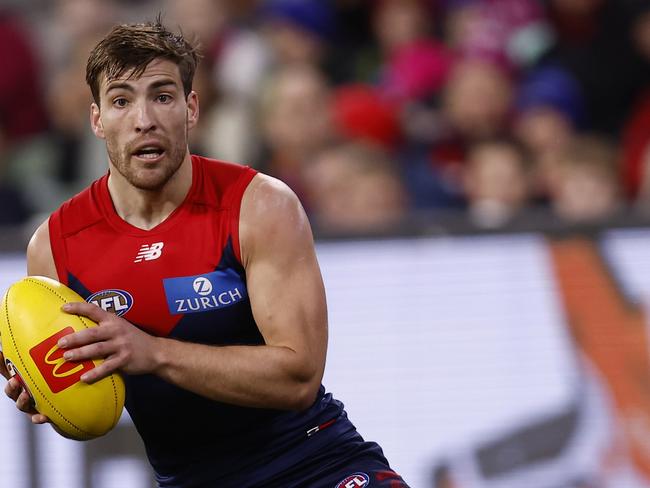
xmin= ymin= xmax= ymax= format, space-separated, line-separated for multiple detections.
xmin=193 ymin=154 xmax=256 ymax=180
xmin=239 ymin=172 xmax=304 ymax=229
xmin=243 ymin=172 xmax=295 ymax=200
xmin=191 ymin=154 xmax=258 ymax=207
xmin=50 ymin=176 xmax=106 ymax=238
xmin=239 ymin=172 xmax=312 ymax=266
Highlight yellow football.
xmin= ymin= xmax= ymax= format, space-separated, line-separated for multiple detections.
xmin=0 ymin=276 xmax=125 ymax=440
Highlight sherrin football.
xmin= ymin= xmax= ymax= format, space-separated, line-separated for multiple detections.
xmin=0 ymin=276 xmax=125 ymax=440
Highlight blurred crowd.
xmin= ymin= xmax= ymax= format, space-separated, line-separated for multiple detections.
xmin=2 ymin=0 xmax=650 ymax=234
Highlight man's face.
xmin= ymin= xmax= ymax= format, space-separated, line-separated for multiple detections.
xmin=90 ymin=58 xmax=199 ymax=191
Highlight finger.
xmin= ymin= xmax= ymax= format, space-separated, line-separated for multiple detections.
xmin=31 ymin=413 xmax=49 ymax=424
xmin=5 ymin=377 xmax=21 ymax=400
xmin=16 ymin=390 xmax=36 ymax=413
xmin=81 ymin=357 xmax=121 ymax=384
xmin=62 ymin=340 xmax=111 ymax=362
xmin=57 ymin=325 xmax=110 ymax=349
xmin=0 ymin=352 xmax=9 ymax=380
xmin=61 ymin=302 xmax=108 ymax=323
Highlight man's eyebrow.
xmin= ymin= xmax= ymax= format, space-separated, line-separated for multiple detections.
xmin=148 ymin=79 xmax=179 ymax=91
xmin=106 ymin=82 xmax=134 ymax=93
xmin=105 ymin=78 xmax=179 ymax=94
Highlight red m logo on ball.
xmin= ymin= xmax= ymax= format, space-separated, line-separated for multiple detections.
xmin=29 ymin=327 xmax=95 ymax=393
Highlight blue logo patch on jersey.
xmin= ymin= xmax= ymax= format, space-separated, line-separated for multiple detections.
xmin=335 ymin=473 xmax=370 ymax=488
xmin=87 ymin=289 xmax=133 ymax=316
xmin=163 ymin=269 xmax=247 ymax=315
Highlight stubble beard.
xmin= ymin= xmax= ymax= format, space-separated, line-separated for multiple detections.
xmin=106 ymin=131 xmax=188 ymax=192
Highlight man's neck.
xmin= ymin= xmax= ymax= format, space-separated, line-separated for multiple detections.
xmin=106 ymin=154 xmax=193 ymax=230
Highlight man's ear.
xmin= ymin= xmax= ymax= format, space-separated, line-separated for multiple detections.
xmin=90 ymin=103 xmax=105 ymax=139
xmin=186 ymin=91 xmax=199 ymax=131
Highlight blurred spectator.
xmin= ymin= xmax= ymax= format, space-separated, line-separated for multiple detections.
xmin=259 ymin=0 xmax=334 ymax=67
xmin=381 ymin=38 xmax=452 ymax=107
xmin=165 ymin=0 xmax=232 ymax=157
xmin=3 ymin=0 xmax=125 ymax=220
xmin=373 ymin=0 xmax=433 ymax=55
xmin=325 ymin=0 xmax=376 ymax=84
xmin=462 ymin=137 xmax=532 ymax=228
xmin=16 ymin=36 xmax=106 ymax=217
xmin=445 ymin=0 xmax=554 ymax=75
xmin=0 ymin=7 xmax=48 ymax=224
xmin=360 ymin=0 xmax=452 ymax=169
xmin=546 ymin=0 xmax=606 ymax=42
xmin=165 ymin=0 xmax=229 ymax=50
xmin=304 ymin=141 xmax=409 ymax=234
xmin=391 ymin=48 xmax=518 ymax=213
xmin=630 ymin=0 xmax=650 ymax=63
xmin=426 ymin=56 xmax=515 ymax=198
xmin=258 ymin=63 xmax=335 ymax=200
xmin=1 ymin=0 xmax=646 ymax=231
xmin=543 ymin=0 xmax=650 ymax=135
xmin=47 ymin=41 xmax=94 ymax=137
xmin=331 ymin=83 xmax=402 ymax=150
xmin=37 ymin=0 xmax=120 ymax=78
xmin=0 ymin=121 xmax=31 ymax=225
xmin=513 ymin=65 xmax=584 ymax=202
xmin=203 ymin=5 xmax=271 ymax=164
xmin=442 ymin=58 xmax=514 ymax=142
xmin=223 ymin=0 xmax=261 ymax=20
xmin=0 ymin=9 xmax=48 ymax=143
xmin=371 ymin=0 xmax=452 ymax=108
xmin=549 ymin=134 xmax=622 ymax=222
xmin=621 ymin=91 xmax=650 ymax=203
xmin=442 ymin=0 xmax=482 ymax=50
xmin=204 ymin=0 xmax=337 ymax=165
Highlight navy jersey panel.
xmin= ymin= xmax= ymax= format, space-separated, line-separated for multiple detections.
xmin=269 ymin=433 xmax=411 ymax=488
xmin=154 ymin=430 xmax=410 ymax=488
xmin=48 ymin=155 xmax=356 ymax=486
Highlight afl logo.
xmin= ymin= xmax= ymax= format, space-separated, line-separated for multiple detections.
xmin=87 ymin=289 xmax=133 ymax=316
xmin=335 ymin=473 xmax=370 ymax=488
xmin=192 ymin=277 xmax=213 ymax=296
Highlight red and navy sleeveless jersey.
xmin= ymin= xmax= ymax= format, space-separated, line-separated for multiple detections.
xmin=48 ymin=155 xmax=354 ymax=487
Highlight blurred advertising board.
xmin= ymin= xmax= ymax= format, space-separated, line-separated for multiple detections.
xmin=1 ymin=228 xmax=650 ymax=487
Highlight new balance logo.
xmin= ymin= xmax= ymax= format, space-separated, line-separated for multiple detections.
xmin=134 ymin=242 xmax=164 ymax=263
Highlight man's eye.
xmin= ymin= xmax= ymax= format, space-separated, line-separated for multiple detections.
xmin=113 ymin=98 xmax=128 ymax=107
xmin=157 ymin=94 xmax=171 ymax=103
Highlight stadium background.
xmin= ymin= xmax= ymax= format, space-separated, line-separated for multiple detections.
xmin=3 ymin=0 xmax=650 ymax=487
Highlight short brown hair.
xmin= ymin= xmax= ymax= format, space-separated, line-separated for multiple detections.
xmin=86 ymin=17 xmax=200 ymax=105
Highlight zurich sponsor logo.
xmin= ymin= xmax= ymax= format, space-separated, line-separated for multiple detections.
xmin=163 ymin=269 xmax=247 ymax=315
xmin=335 ymin=473 xmax=370 ymax=488
xmin=87 ymin=289 xmax=133 ymax=316
xmin=193 ymin=277 xmax=213 ymax=296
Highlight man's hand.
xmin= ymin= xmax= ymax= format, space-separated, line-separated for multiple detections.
xmin=58 ymin=302 xmax=161 ymax=383
xmin=1 ymin=350 xmax=49 ymax=424
xmin=0 ymin=350 xmax=8 ymax=380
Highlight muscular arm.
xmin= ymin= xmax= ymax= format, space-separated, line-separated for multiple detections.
xmin=153 ymin=175 xmax=328 ymax=409
xmin=62 ymin=174 xmax=328 ymax=410
xmin=26 ymin=219 xmax=59 ymax=279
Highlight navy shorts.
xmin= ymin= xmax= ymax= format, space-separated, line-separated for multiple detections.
xmin=262 ymin=433 xmax=411 ymax=488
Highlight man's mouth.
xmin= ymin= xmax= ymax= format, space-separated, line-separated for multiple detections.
xmin=133 ymin=146 xmax=165 ymax=160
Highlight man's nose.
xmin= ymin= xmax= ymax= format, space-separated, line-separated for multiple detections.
xmin=134 ymin=102 xmax=157 ymax=133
